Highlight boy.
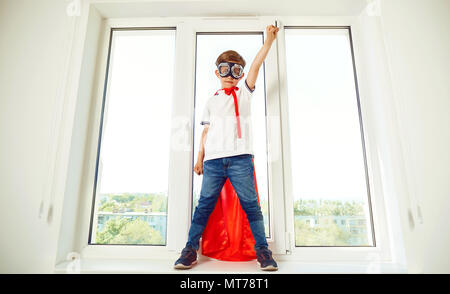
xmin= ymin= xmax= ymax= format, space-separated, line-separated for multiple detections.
xmin=174 ymin=25 xmax=280 ymax=271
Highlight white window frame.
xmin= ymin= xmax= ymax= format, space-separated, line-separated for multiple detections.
xmin=277 ymin=16 xmax=392 ymax=262
xmin=75 ymin=15 xmax=394 ymax=264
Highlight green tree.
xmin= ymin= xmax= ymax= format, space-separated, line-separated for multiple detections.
xmin=293 ymin=199 xmax=364 ymax=217
xmin=99 ymin=201 xmax=119 ymax=212
xmin=96 ymin=217 xmax=130 ymax=244
xmin=151 ymin=194 xmax=167 ymax=212
xmin=96 ymin=217 xmax=164 ymax=245
xmin=112 ymin=193 xmax=135 ymax=203
xmin=109 ymin=218 xmax=164 ymax=245
xmin=295 ymin=220 xmax=352 ymax=246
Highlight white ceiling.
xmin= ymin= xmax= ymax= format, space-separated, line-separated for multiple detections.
xmin=93 ymin=0 xmax=368 ymax=18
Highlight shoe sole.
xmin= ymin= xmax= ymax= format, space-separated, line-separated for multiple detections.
xmin=174 ymin=260 xmax=197 ymax=270
xmin=257 ymin=261 xmax=278 ymax=271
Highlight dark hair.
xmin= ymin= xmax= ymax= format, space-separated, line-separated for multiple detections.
xmin=215 ymin=50 xmax=246 ymax=68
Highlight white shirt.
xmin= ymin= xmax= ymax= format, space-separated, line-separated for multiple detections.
xmin=200 ymin=79 xmax=255 ymax=162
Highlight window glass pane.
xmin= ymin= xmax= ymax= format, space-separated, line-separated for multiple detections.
xmin=285 ymin=28 xmax=374 ymax=246
xmin=193 ymin=33 xmax=270 ymax=237
xmin=89 ymin=29 xmax=175 ymax=245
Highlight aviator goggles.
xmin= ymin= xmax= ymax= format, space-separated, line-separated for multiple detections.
xmin=217 ymin=62 xmax=244 ymax=79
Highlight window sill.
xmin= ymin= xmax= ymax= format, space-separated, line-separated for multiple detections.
xmin=54 ymin=255 xmax=408 ymax=274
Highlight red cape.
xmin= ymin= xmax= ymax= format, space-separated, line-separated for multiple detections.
xmin=200 ymin=157 xmax=260 ymax=261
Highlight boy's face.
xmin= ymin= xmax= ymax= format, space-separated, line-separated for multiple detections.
xmin=215 ymin=60 xmax=245 ymax=88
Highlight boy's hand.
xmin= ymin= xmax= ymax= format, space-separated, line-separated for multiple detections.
xmin=246 ymin=24 xmax=279 ymax=92
xmin=194 ymin=160 xmax=203 ymax=175
xmin=266 ymin=25 xmax=279 ymax=43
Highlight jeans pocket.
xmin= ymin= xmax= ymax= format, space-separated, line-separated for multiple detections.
xmin=203 ymin=158 xmax=218 ymax=170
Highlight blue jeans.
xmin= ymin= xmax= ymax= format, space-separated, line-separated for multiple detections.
xmin=186 ymin=153 xmax=268 ymax=251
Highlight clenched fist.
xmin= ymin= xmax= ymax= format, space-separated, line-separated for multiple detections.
xmin=194 ymin=161 xmax=203 ymax=175
xmin=266 ymin=25 xmax=279 ymax=42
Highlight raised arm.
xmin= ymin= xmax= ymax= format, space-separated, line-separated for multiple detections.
xmin=245 ymin=25 xmax=280 ymax=91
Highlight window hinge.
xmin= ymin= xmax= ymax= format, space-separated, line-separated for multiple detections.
xmin=285 ymin=231 xmax=293 ymax=254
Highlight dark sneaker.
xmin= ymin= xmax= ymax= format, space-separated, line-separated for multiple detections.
xmin=256 ymin=247 xmax=278 ymax=271
xmin=174 ymin=246 xmax=198 ymax=270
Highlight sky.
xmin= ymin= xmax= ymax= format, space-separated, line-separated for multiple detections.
xmin=285 ymin=29 xmax=369 ymax=202
xmin=98 ymin=30 xmax=174 ymax=195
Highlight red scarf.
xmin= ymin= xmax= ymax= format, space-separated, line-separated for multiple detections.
xmin=215 ymin=86 xmax=242 ymax=138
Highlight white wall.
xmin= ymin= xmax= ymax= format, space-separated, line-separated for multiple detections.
xmin=0 ymin=0 xmax=103 ymax=273
xmin=352 ymin=7 xmax=410 ymax=271
xmin=0 ymin=0 xmax=76 ymax=273
xmin=378 ymin=0 xmax=450 ymax=273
